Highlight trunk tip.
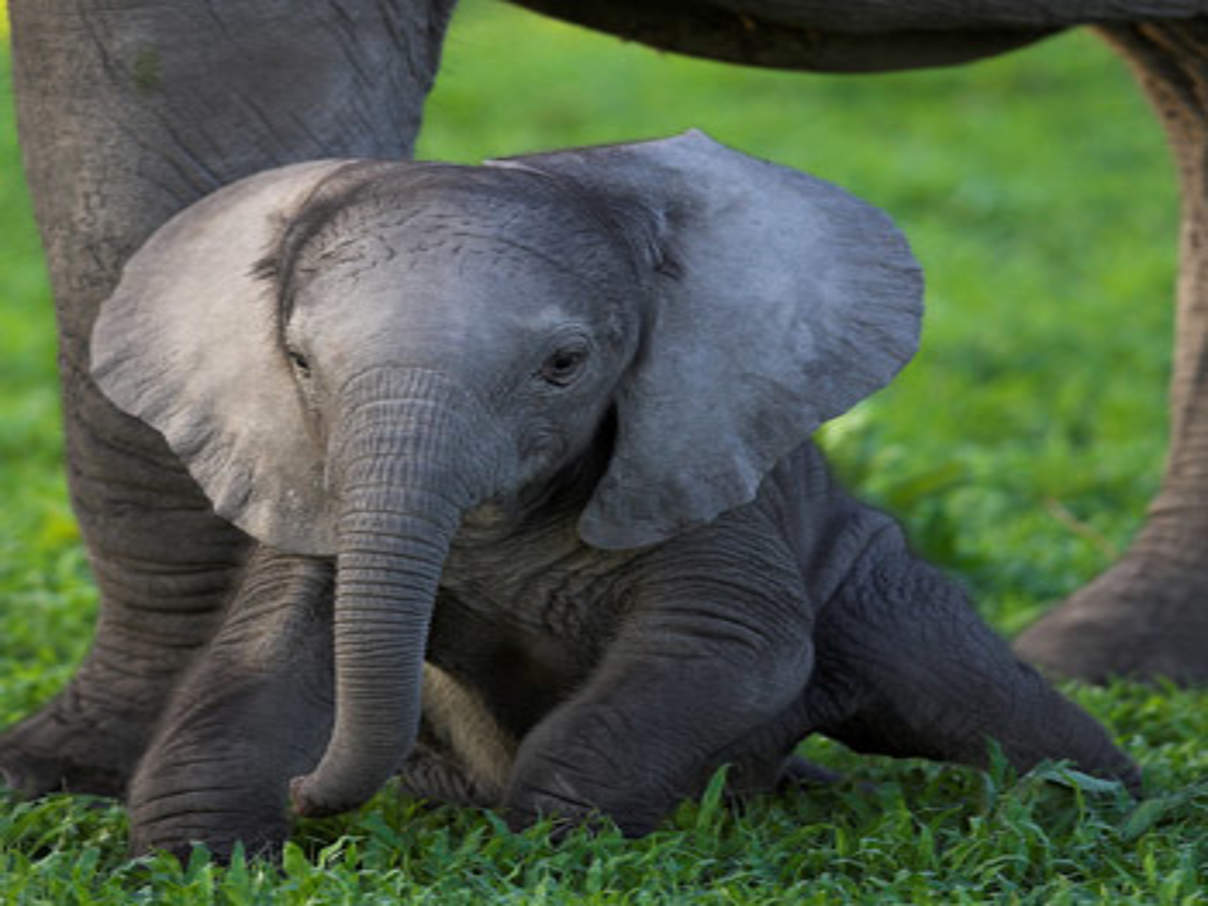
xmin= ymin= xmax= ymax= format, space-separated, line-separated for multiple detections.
xmin=289 ymin=774 xmax=346 ymax=819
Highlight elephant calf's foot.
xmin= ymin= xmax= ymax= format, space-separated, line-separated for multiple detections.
xmin=1014 ymin=541 xmax=1208 ymax=685
xmin=776 ymin=754 xmax=844 ymax=790
xmin=0 ymin=691 xmax=145 ymax=799
xmin=503 ymin=755 xmax=833 ymax=838
xmin=503 ymin=772 xmax=612 ymax=838
xmin=129 ymin=791 xmax=288 ymax=864
xmin=396 ymin=739 xmax=504 ymax=809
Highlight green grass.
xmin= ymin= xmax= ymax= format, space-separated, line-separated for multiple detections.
xmin=2 ymin=1 xmax=1206 ymax=902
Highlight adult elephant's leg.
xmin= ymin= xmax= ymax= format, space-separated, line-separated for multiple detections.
xmin=128 ymin=551 xmax=334 ymax=861
xmin=0 ymin=0 xmax=457 ymax=798
xmin=1014 ymin=21 xmax=1208 ymax=684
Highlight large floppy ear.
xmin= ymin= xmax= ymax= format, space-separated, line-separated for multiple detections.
xmin=491 ymin=130 xmax=923 ymax=549
xmin=90 ymin=159 xmax=361 ymax=556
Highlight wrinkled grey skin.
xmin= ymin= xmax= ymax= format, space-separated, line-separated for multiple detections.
xmin=1 ymin=0 xmax=1204 ymax=859
xmin=88 ymin=134 xmax=1138 ymax=858
xmin=518 ymin=3 xmax=1208 ymax=687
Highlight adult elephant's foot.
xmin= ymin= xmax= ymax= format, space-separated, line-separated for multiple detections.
xmin=1014 ymin=504 xmax=1208 ymax=685
xmin=0 ymin=686 xmax=147 ymax=798
xmin=1020 ymin=20 xmax=1208 ymax=688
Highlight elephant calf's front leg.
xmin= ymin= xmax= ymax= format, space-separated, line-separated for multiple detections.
xmin=128 ymin=551 xmax=335 ymax=860
xmin=504 ymin=555 xmax=814 ymax=835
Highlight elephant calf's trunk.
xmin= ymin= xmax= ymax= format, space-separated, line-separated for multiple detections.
xmin=290 ymin=372 xmax=495 ymax=816
xmin=290 ymin=507 xmax=456 ymax=817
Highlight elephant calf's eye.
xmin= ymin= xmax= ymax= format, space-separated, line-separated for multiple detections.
xmin=539 ymin=346 xmax=588 ymax=387
xmin=287 ymin=349 xmax=311 ymax=376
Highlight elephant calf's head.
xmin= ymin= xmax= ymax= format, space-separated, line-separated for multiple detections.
xmin=90 ymin=130 xmax=923 ymax=818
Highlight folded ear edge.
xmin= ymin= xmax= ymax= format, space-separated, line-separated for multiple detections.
xmin=90 ymin=159 xmax=356 ymax=556
xmin=495 ymin=131 xmax=923 ymax=551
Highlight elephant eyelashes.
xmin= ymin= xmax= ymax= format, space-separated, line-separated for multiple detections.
xmin=539 ymin=347 xmax=588 ymax=386
xmin=287 ymin=349 xmax=311 ymax=377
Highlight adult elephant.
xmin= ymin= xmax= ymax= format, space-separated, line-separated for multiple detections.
xmin=1 ymin=0 xmax=1204 ymax=805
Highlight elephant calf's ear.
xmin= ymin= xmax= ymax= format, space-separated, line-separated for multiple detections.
xmin=90 ymin=160 xmax=354 ymax=556
xmin=492 ymin=131 xmax=923 ymax=549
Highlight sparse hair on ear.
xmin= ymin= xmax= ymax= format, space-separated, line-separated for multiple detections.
xmin=252 ymin=160 xmax=405 ymax=330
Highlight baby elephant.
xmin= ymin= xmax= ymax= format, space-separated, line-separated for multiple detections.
xmin=91 ymin=131 xmax=1137 ymax=858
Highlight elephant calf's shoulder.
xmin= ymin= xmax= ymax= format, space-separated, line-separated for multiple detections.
xmin=763 ymin=441 xmax=905 ymax=608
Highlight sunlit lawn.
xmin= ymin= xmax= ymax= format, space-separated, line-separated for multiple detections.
xmin=1 ymin=2 xmax=1205 ymax=902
